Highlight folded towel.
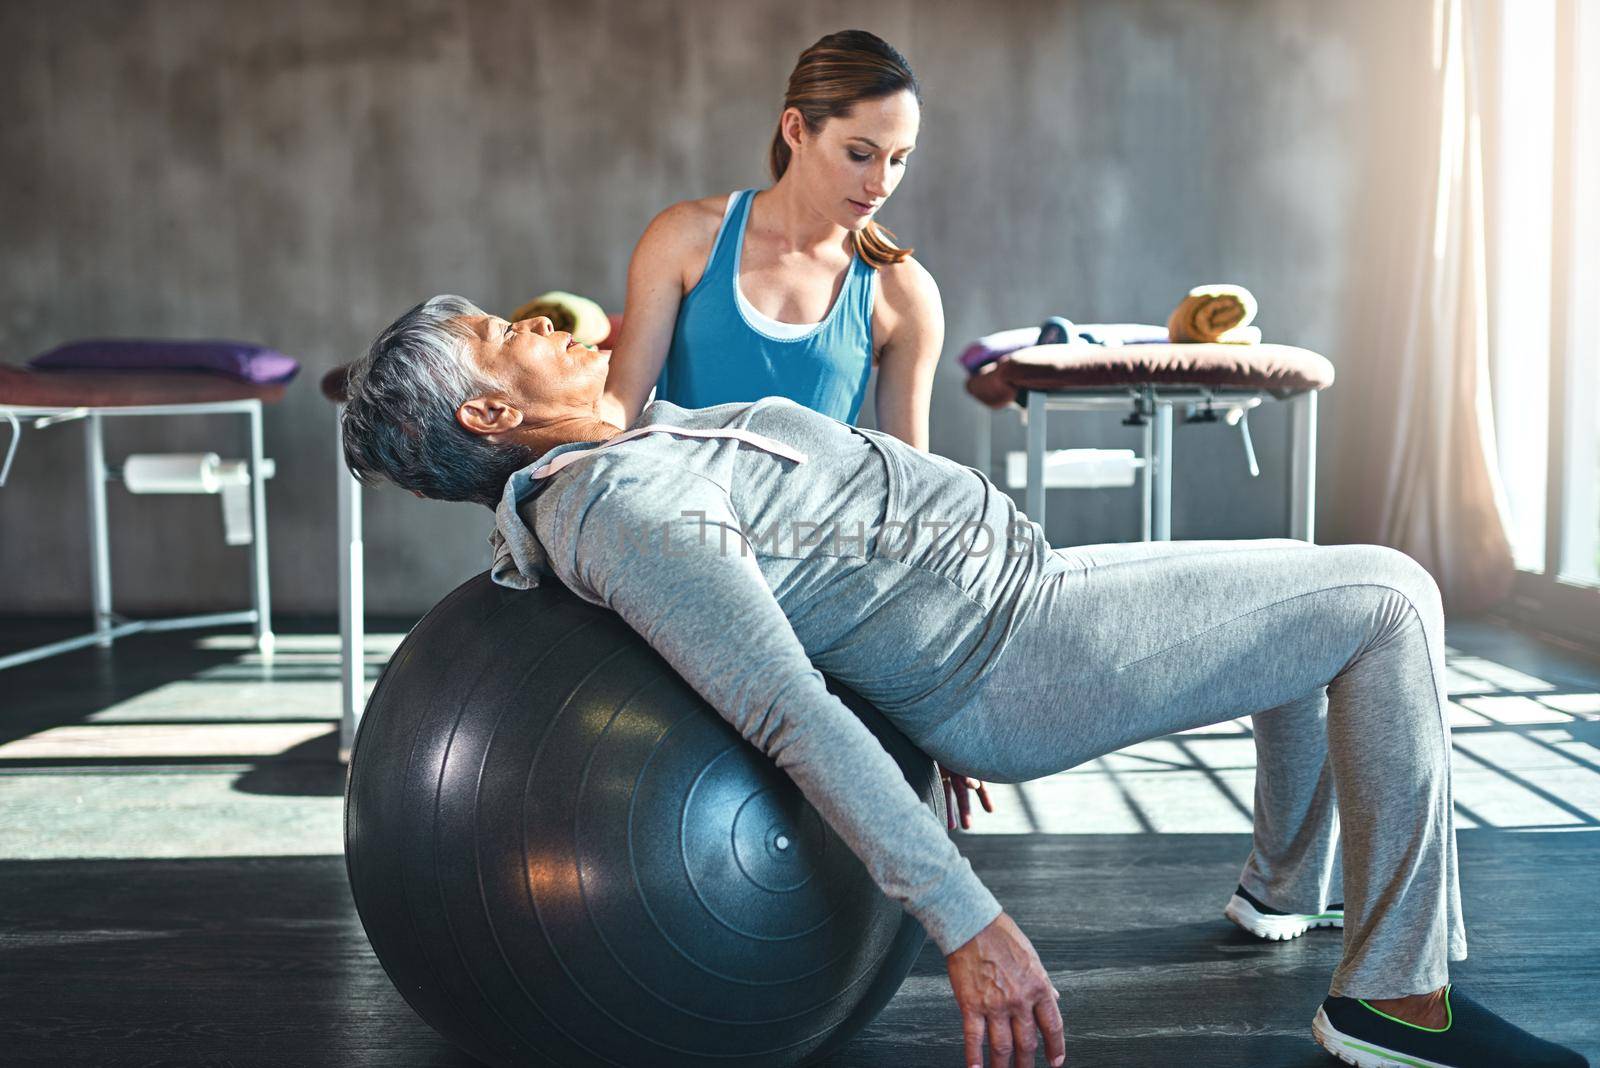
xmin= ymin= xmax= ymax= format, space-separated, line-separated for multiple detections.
xmin=1075 ymin=323 xmax=1170 ymax=346
xmin=958 ymin=321 xmax=1181 ymax=374
xmin=1041 ymin=320 xmax=1171 ymax=346
xmin=509 ymin=291 xmax=611 ymax=345
xmin=1214 ymin=325 xmax=1261 ymax=345
xmin=1166 ymin=284 xmax=1259 ymax=343
xmin=28 ymin=339 xmax=300 ymax=384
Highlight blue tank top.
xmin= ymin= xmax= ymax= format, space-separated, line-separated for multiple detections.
xmin=656 ymin=189 xmax=877 ymax=423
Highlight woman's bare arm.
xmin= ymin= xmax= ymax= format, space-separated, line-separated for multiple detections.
xmin=872 ymin=257 xmax=944 ymax=451
xmin=599 ymin=201 xmax=716 ymax=428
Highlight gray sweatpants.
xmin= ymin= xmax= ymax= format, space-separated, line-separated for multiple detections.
xmin=919 ymin=538 xmax=1469 ymax=999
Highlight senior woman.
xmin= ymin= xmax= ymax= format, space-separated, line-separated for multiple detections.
xmin=337 ymin=297 xmax=1586 ymax=1068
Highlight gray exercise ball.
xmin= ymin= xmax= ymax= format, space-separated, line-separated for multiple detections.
xmin=345 ymin=572 xmax=943 ymax=1067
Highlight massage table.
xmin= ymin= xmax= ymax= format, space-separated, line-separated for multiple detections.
xmin=0 ymin=365 xmax=281 ymax=670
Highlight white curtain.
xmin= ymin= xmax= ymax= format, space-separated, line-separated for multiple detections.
xmin=1375 ymin=0 xmax=1516 ymax=613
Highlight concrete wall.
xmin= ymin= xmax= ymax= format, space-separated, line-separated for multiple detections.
xmin=0 ymin=0 xmax=1415 ymax=615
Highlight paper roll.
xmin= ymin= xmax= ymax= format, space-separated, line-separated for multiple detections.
xmin=123 ymin=453 xmax=230 ymax=494
xmin=1006 ymin=448 xmax=1139 ymax=490
xmin=220 ymin=477 xmax=253 ymax=545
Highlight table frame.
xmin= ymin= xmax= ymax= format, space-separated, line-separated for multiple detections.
xmin=0 ymin=399 xmax=273 ymax=671
xmin=973 ymin=386 xmax=1318 ymax=543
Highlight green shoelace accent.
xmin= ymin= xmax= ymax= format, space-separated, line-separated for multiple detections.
xmin=1356 ymin=984 xmax=1454 ymax=1033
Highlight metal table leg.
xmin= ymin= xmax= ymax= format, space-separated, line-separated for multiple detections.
xmin=1140 ymin=414 xmax=1154 ymax=542
xmin=1025 ymin=390 xmax=1047 ymax=528
xmin=84 ymin=414 xmax=113 ymax=646
xmin=1154 ymin=402 xmax=1174 ymax=541
xmin=1289 ymin=390 xmax=1318 ymax=543
xmin=336 ymin=405 xmax=365 ymax=762
xmin=247 ymin=401 xmax=274 ymax=653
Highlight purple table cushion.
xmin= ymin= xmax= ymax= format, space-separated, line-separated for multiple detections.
xmin=29 ymin=339 xmax=300 ymax=385
xmin=958 ymin=327 xmax=1040 ymax=373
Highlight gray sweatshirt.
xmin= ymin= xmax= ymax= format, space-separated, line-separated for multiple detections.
xmin=489 ymin=397 xmax=1052 ymax=953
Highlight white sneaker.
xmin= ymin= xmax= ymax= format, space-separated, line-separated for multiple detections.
xmin=1224 ymin=884 xmax=1344 ymax=941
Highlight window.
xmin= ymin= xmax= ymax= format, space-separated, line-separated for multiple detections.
xmin=1487 ymin=0 xmax=1600 ymax=642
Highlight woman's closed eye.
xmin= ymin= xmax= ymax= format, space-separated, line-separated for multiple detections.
xmin=848 ymin=149 xmax=909 ymax=168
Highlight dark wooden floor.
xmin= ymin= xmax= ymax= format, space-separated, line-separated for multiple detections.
xmin=1 ymin=616 xmax=1596 ymax=1065
xmin=1 ymin=831 xmax=1594 ymax=1067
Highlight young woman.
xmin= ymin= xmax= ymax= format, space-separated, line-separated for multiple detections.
xmin=598 ymin=29 xmax=943 ymax=450
xmin=601 ymin=31 xmax=992 ymax=828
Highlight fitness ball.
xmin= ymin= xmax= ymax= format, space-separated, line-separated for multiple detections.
xmin=345 ymin=572 xmax=943 ymax=1067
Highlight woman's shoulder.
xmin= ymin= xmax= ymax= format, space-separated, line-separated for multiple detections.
xmin=644 ymin=194 xmax=735 ymax=245
xmin=872 ymin=252 xmax=941 ymax=313
xmin=868 ymin=252 xmax=943 ymax=361
xmin=633 ymin=194 xmax=738 ymax=282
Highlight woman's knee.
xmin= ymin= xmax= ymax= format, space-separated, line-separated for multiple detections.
xmin=1337 ymin=544 xmax=1444 ymax=627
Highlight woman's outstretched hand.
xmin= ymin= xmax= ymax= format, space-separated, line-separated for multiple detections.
xmin=945 ymin=912 xmax=1065 ymax=1067
xmin=940 ymin=765 xmax=996 ymax=830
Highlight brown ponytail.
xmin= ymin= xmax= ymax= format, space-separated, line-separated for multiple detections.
xmin=769 ymin=30 xmax=921 ymax=270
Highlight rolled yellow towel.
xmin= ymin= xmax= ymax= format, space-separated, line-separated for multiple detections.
xmin=1166 ymin=284 xmax=1260 ymax=343
xmin=508 ymin=290 xmax=611 ymax=345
